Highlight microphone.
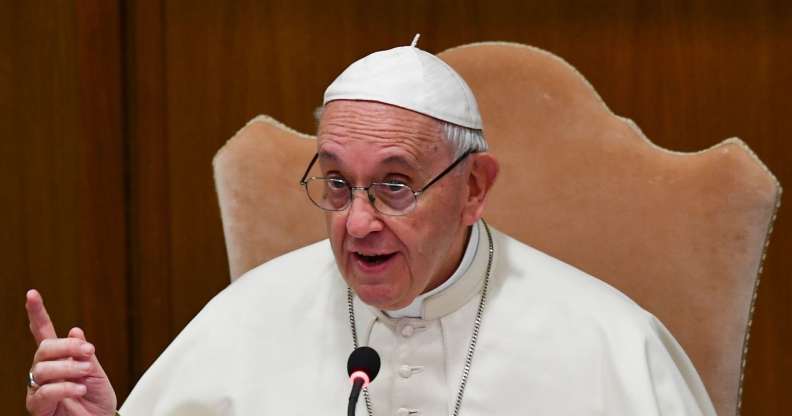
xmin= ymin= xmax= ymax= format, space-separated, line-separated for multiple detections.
xmin=347 ymin=346 xmax=380 ymax=416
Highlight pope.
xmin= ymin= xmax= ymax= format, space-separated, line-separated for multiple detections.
xmin=25 ymin=39 xmax=717 ymax=415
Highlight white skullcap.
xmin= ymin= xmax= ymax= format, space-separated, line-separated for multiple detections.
xmin=323 ymin=37 xmax=483 ymax=130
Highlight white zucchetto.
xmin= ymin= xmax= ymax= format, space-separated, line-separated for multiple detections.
xmin=323 ymin=39 xmax=483 ymax=130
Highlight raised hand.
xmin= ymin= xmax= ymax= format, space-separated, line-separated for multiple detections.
xmin=25 ymin=290 xmax=117 ymax=416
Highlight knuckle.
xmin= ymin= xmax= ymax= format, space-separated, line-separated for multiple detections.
xmin=32 ymin=348 xmax=43 ymax=363
xmin=71 ymin=360 xmax=90 ymax=373
xmin=71 ymin=338 xmax=86 ymax=350
xmin=30 ymin=362 xmax=43 ymax=380
xmin=37 ymin=383 xmax=63 ymax=398
xmin=32 ymin=384 xmax=49 ymax=400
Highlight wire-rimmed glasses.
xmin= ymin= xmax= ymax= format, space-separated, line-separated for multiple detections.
xmin=299 ymin=150 xmax=473 ymax=216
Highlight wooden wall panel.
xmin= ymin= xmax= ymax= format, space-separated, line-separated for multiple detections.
xmin=123 ymin=0 xmax=174 ymax=388
xmin=71 ymin=0 xmax=129 ymax=405
xmin=0 ymin=4 xmax=82 ymax=414
xmin=0 ymin=1 xmax=128 ymax=414
xmin=1 ymin=1 xmax=788 ymax=414
xmin=163 ymin=1 xmax=235 ymax=333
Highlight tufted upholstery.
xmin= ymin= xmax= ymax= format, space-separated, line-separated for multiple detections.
xmin=213 ymin=42 xmax=781 ymax=416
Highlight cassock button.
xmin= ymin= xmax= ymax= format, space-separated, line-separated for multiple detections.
xmin=398 ymin=365 xmax=412 ymax=378
xmin=400 ymin=325 xmax=415 ymax=337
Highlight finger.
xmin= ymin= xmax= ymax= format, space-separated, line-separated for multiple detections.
xmin=33 ymin=338 xmax=95 ymax=364
xmin=31 ymin=359 xmax=93 ymax=385
xmin=67 ymin=327 xmax=105 ymax=369
xmin=68 ymin=326 xmax=86 ymax=341
xmin=27 ymin=382 xmax=87 ymax=414
xmin=26 ymin=289 xmax=57 ymax=344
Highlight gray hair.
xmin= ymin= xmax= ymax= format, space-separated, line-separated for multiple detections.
xmin=442 ymin=121 xmax=487 ymax=158
xmin=314 ymin=105 xmax=488 ymax=158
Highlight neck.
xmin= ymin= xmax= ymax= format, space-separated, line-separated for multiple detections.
xmin=423 ymin=225 xmax=471 ymax=294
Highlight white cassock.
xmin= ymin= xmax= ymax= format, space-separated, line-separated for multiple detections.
xmin=120 ymin=220 xmax=716 ymax=415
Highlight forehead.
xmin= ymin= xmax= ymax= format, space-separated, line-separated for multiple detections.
xmin=316 ymin=100 xmax=450 ymax=167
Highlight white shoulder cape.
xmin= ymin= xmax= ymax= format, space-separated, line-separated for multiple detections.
xmin=120 ymin=225 xmax=716 ymax=416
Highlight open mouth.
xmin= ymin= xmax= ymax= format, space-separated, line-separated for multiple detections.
xmin=354 ymin=252 xmax=396 ymax=266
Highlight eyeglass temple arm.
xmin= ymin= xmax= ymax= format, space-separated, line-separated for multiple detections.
xmin=300 ymin=150 xmax=473 ymax=191
xmin=299 ymin=153 xmax=319 ymax=185
xmin=416 ymin=150 xmax=474 ymax=194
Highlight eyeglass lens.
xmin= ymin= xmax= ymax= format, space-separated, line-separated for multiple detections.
xmin=304 ymin=179 xmax=416 ymax=215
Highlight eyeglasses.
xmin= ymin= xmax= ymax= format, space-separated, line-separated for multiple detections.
xmin=299 ymin=150 xmax=474 ymax=216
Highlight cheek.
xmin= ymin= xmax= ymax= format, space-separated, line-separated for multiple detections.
xmin=389 ymin=219 xmax=432 ymax=267
xmin=326 ymin=213 xmax=347 ymax=255
xmin=404 ymin=189 xmax=465 ymax=256
xmin=419 ymin=187 xmax=465 ymax=229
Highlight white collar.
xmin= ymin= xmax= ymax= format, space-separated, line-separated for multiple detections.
xmin=385 ymin=222 xmax=480 ymax=319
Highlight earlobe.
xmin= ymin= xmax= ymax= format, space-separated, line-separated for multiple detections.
xmin=462 ymin=153 xmax=500 ymax=225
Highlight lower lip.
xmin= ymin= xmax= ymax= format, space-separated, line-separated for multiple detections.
xmin=352 ymin=253 xmax=397 ymax=275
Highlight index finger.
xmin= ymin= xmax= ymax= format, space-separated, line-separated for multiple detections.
xmin=26 ymin=289 xmax=57 ymax=345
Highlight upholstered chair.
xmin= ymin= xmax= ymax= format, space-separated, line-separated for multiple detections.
xmin=213 ymin=42 xmax=781 ymax=416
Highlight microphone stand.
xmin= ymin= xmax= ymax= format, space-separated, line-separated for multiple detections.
xmin=346 ymin=346 xmax=379 ymax=416
xmin=348 ymin=377 xmax=365 ymax=416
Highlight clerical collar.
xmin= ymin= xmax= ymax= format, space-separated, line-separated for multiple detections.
xmin=384 ymin=222 xmax=480 ymax=319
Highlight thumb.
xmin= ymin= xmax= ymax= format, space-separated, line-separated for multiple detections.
xmin=67 ymin=327 xmax=104 ymax=371
xmin=68 ymin=327 xmax=87 ymax=341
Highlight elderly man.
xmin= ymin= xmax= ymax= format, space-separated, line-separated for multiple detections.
xmin=25 ymin=42 xmax=716 ymax=415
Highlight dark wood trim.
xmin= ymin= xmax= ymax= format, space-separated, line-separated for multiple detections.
xmin=123 ymin=0 xmax=173 ymax=396
xmin=74 ymin=0 xmax=130 ymax=399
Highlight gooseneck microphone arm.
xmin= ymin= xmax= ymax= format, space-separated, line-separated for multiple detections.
xmin=346 ymin=347 xmax=380 ymax=416
xmin=348 ymin=376 xmax=365 ymax=416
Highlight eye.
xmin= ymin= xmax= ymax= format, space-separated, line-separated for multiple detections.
xmin=373 ymin=180 xmax=415 ymax=212
xmin=381 ymin=179 xmax=409 ymax=192
xmin=382 ymin=173 xmax=412 ymax=185
xmin=326 ymin=177 xmax=348 ymax=190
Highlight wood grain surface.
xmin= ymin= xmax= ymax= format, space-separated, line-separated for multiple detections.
xmin=0 ymin=0 xmax=129 ymax=412
xmin=1 ymin=1 xmax=789 ymax=414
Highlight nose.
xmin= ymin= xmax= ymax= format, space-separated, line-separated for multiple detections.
xmin=346 ymin=190 xmax=383 ymax=238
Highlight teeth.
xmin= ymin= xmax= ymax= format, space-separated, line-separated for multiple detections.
xmin=355 ymin=252 xmax=394 ymax=264
xmin=356 ymin=251 xmax=387 ymax=257
xmin=357 ymin=252 xmax=390 ymax=265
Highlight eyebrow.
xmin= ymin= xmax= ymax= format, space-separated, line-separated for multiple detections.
xmin=317 ymin=150 xmax=339 ymax=163
xmin=317 ymin=150 xmax=419 ymax=172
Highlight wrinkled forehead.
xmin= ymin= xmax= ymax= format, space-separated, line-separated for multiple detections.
xmin=316 ymin=100 xmax=452 ymax=162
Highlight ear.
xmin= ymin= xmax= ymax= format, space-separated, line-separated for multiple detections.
xmin=461 ymin=153 xmax=499 ymax=226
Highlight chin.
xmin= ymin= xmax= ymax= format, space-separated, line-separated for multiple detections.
xmin=353 ymin=281 xmax=411 ymax=310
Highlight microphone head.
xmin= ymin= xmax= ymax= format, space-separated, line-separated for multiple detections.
xmin=347 ymin=346 xmax=381 ymax=382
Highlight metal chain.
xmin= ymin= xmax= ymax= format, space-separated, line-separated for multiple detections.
xmin=347 ymin=220 xmax=494 ymax=416
xmin=348 ymin=288 xmax=375 ymax=415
